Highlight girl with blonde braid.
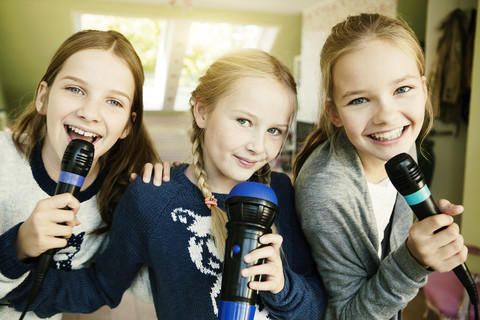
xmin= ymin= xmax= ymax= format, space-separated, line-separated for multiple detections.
xmin=3 ymin=49 xmax=326 ymax=319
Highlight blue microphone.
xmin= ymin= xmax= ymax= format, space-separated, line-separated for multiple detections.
xmin=218 ymin=182 xmax=279 ymax=320
xmin=385 ymin=153 xmax=478 ymax=318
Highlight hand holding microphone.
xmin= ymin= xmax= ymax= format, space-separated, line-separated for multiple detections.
xmin=385 ymin=153 xmax=479 ymax=318
xmin=16 ymin=193 xmax=81 ymax=260
xmin=406 ymin=198 xmax=465 ymax=272
xmin=241 ymin=232 xmax=284 ymax=294
xmin=19 ymin=139 xmax=94 ymax=320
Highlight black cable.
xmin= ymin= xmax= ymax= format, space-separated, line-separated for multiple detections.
xmin=471 ymin=287 xmax=479 ymax=320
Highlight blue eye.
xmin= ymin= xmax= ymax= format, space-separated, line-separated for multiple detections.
xmin=237 ymin=118 xmax=250 ymax=126
xmin=268 ymin=128 xmax=282 ymax=136
xmin=395 ymin=86 xmax=411 ymax=94
xmin=108 ymin=100 xmax=123 ymax=108
xmin=67 ymin=87 xmax=83 ymax=95
xmin=349 ymin=97 xmax=367 ymax=105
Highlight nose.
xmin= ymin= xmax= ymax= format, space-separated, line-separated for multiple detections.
xmin=246 ymin=130 xmax=265 ymax=154
xmin=76 ymin=98 xmax=101 ymax=122
xmin=372 ymin=98 xmax=397 ymax=124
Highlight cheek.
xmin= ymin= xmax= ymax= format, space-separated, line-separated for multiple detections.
xmin=266 ymin=139 xmax=284 ymax=159
xmin=340 ymin=113 xmax=362 ymax=135
xmin=408 ymin=99 xmax=426 ymax=125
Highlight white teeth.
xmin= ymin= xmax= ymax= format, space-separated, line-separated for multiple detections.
xmin=68 ymin=125 xmax=98 ymax=138
xmin=371 ymin=127 xmax=404 ymax=141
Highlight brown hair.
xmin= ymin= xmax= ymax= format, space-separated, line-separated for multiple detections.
xmin=293 ymin=13 xmax=434 ymax=179
xmin=11 ymin=30 xmax=160 ymax=233
xmin=189 ymin=49 xmax=297 ymax=256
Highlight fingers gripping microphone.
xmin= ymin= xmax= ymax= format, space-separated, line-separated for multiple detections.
xmin=36 ymin=139 xmax=95 ymax=280
xmin=218 ymin=182 xmax=279 ymax=320
xmin=385 ymin=153 xmax=479 ymax=319
xmin=20 ymin=139 xmax=94 ymax=320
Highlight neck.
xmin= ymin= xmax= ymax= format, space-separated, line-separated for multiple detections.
xmin=184 ymin=164 xmax=238 ymax=194
xmin=363 ymin=163 xmax=388 ymax=184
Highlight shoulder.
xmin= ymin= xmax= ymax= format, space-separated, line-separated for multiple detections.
xmin=0 ymin=130 xmax=9 ymax=142
xmin=270 ymin=171 xmax=293 ymax=200
xmin=0 ymin=131 xmax=15 ymax=152
xmin=270 ymin=171 xmax=292 ymax=188
xmin=125 ymin=164 xmax=187 ymax=201
xmin=296 ymin=130 xmax=364 ymax=192
xmin=0 ymin=131 xmax=27 ymax=166
xmin=294 ymin=131 xmax=370 ymax=221
xmin=115 ymin=165 xmax=190 ymax=228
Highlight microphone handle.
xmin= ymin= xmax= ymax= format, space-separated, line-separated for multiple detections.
xmin=409 ymin=195 xmax=477 ymax=305
xmin=54 ymin=182 xmax=82 ymax=196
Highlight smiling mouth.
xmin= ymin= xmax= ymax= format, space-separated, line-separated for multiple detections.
xmin=235 ymin=156 xmax=257 ymax=167
xmin=66 ymin=125 xmax=100 ymax=143
xmin=370 ymin=126 xmax=406 ymax=141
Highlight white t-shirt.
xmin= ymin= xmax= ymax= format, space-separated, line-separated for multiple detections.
xmin=368 ymin=178 xmax=397 ymax=258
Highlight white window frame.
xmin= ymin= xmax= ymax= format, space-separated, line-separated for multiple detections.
xmin=74 ymin=12 xmax=279 ymax=112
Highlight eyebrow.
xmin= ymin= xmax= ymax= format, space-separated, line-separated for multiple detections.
xmin=234 ymin=108 xmax=289 ymax=128
xmin=60 ymin=75 xmax=133 ymax=102
xmin=340 ymin=74 xmax=420 ymax=99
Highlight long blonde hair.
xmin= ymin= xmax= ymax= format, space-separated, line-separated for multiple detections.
xmin=189 ymin=49 xmax=297 ymax=256
xmin=293 ymin=13 xmax=434 ymax=179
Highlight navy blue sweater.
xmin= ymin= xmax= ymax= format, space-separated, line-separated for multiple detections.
xmin=4 ymin=164 xmax=326 ymax=319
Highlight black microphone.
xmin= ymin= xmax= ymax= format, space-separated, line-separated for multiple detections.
xmin=20 ymin=139 xmax=94 ymax=320
xmin=218 ymin=181 xmax=279 ymax=320
xmin=385 ymin=152 xmax=479 ymax=318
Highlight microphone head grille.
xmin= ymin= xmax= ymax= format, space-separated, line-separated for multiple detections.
xmin=225 ymin=182 xmax=279 ymax=227
xmin=385 ymin=152 xmax=424 ymax=194
xmin=227 ymin=181 xmax=278 ymax=205
xmin=61 ymin=139 xmax=95 ymax=177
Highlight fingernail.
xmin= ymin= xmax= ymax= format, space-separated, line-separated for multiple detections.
xmin=154 ymin=179 xmax=161 ymax=186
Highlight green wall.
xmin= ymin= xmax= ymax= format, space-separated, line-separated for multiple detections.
xmin=0 ymin=0 xmax=301 ymax=117
xmin=462 ymin=1 xmax=480 ymax=273
xmin=397 ymin=0 xmax=428 ymax=44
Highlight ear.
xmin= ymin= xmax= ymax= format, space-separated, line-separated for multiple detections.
xmin=120 ymin=112 xmax=136 ymax=139
xmin=421 ymin=75 xmax=428 ymax=104
xmin=326 ymin=102 xmax=343 ymax=127
xmin=193 ymin=101 xmax=207 ymax=129
xmin=35 ymin=81 xmax=49 ymax=115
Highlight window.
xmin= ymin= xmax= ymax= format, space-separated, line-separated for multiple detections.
xmin=76 ymin=13 xmax=279 ymax=111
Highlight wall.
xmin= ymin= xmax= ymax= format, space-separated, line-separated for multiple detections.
xmin=425 ymin=0 xmax=476 ymax=207
xmin=0 ymin=77 xmax=6 ymax=130
xmin=0 ymin=0 xmax=301 ymax=117
xmin=397 ymin=0 xmax=427 ymax=44
xmin=462 ymin=0 xmax=480 ymax=273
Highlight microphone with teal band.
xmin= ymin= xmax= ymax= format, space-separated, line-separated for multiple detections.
xmin=385 ymin=152 xmax=478 ymax=320
xmin=19 ymin=139 xmax=94 ymax=320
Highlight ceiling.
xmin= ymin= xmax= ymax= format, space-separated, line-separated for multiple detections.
xmin=106 ymin=0 xmax=321 ymax=14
